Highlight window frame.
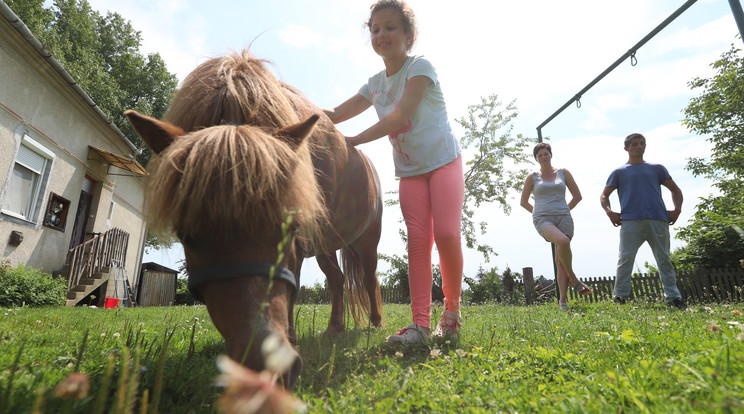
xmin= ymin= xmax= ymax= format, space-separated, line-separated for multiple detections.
xmin=2 ymin=134 xmax=55 ymax=223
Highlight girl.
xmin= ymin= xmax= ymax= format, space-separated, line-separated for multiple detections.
xmin=520 ymin=142 xmax=593 ymax=310
xmin=324 ymin=0 xmax=464 ymax=343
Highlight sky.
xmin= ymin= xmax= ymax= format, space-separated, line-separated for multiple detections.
xmin=80 ymin=0 xmax=741 ymax=286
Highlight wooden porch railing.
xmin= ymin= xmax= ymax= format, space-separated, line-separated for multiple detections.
xmin=67 ymin=227 xmax=130 ymax=291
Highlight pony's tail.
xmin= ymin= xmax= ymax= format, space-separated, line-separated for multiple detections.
xmin=341 ymin=247 xmax=381 ymax=326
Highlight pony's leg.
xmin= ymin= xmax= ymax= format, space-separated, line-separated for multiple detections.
xmin=287 ymin=256 xmax=303 ymax=345
xmin=351 ymin=215 xmax=383 ymax=328
xmin=316 ymin=252 xmax=345 ymax=335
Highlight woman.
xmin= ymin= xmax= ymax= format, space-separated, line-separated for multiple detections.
xmin=520 ymin=142 xmax=593 ymax=309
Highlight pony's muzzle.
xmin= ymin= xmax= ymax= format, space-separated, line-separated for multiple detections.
xmin=282 ymin=353 xmax=303 ymax=389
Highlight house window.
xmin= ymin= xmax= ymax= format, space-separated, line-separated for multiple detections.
xmin=2 ymin=135 xmax=55 ymax=222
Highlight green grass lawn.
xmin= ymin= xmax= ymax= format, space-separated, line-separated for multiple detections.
xmin=1 ymin=300 xmax=743 ymax=413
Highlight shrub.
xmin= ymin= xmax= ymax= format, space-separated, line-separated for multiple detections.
xmin=0 ymin=261 xmax=66 ymax=307
xmin=464 ymin=266 xmax=504 ymax=304
xmin=297 ymin=282 xmax=330 ymax=304
xmin=174 ymin=277 xmax=196 ymax=305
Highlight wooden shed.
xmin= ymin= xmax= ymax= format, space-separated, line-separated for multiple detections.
xmin=137 ymin=262 xmax=179 ymax=306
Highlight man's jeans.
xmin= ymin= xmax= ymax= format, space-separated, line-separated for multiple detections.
xmin=614 ymin=219 xmax=682 ymax=300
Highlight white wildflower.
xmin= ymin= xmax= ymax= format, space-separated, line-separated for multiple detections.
xmin=215 ymin=355 xmax=306 ymax=414
xmin=261 ymin=334 xmax=297 ymax=375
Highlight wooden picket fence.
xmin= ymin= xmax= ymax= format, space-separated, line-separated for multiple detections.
xmin=564 ymin=268 xmax=744 ymax=303
xmin=296 ymin=285 xmax=409 ymax=305
xmin=296 ymin=268 xmax=744 ymax=305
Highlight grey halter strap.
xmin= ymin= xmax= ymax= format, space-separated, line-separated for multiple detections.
xmin=187 ymin=262 xmax=298 ymax=302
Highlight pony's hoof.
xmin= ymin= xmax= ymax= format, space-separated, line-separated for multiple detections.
xmin=370 ymin=315 xmax=384 ymax=328
xmin=321 ymin=325 xmax=344 ymax=337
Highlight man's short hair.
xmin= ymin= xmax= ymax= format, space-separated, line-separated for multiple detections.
xmin=624 ymin=133 xmax=645 ymax=148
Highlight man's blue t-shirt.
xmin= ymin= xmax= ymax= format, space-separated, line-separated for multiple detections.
xmin=605 ymin=162 xmax=671 ymax=221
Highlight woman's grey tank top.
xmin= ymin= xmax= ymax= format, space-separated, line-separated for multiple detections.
xmin=532 ymin=169 xmax=570 ymax=217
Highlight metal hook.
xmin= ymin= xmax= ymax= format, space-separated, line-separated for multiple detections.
xmin=575 ymin=95 xmax=582 ymax=108
xmin=629 ymin=50 xmax=638 ymax=66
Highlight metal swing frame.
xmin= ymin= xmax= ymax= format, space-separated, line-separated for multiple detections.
xmin=533 ymin=0 xmax=744 ymax=297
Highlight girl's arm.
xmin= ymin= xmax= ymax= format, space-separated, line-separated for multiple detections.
xmin=324 ymin=94 xmax=371 ymax=124
xmin=519 ymin=174 xmax=535 ymax=213
xmin=564 ymin=168 xmax=582 ymax=210
xmin=348 ymin=75 xmax=432 ymax=146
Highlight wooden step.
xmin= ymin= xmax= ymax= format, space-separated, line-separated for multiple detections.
xmin=64 ymin=271 xmax=111 ymax=307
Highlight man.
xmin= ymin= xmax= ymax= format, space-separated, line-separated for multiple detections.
xmin=600 ymin=133 xmax=686 ymax=310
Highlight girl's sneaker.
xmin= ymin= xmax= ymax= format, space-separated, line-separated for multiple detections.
xmin=433 ymin=310 xmax=462 ymax=339
xmin=386 ymin=323 xmax=430 ymax=344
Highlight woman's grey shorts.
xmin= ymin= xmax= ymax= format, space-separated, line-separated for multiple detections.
xmin=533 ymin=214 xmax=574 ymax=240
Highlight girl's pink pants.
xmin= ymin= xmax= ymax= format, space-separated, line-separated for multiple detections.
xmin=399 ymin=155 xmax=464 ymax=327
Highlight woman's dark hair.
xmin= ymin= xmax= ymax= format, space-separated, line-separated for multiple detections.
xmin=367 ymin=0 xmax=418 ymax=52
xmin=533 ymin=142 xmax=552 ymax=159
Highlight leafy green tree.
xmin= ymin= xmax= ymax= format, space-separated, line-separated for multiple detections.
xmin=675 ymin=44 xmax=744 ymax=270
xmin=455 ymin=94 xmax=532 ymax=260
xmin=5 ymin=0 xmax=177 ymax=166
xmin=144 ymin=231 xmax=177 ymax=253
xmin=672 ymin=197 xmax=744 ymax=271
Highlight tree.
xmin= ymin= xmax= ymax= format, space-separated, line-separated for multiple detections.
xmin=380 ymin=94 xmax=532 ymax=289
xmin=5 ymin=0 xmax=178 ymax=166
xmin=675 ymin=44 xmax=744 ymax=270
xmin=672 ymin=197 xmax=744 ymax=271
xmin=455 ymin=94 xmax=532 ymax=260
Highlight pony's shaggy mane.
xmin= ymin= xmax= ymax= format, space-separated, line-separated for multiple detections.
xmin=165 ymin=50 xmax=335 ymax=137
xmin=146 ymin=124 xmax=326 ymax=248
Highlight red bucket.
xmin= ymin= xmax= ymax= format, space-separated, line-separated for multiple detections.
xmin=104 ymin=298 xmax=120 ymax=309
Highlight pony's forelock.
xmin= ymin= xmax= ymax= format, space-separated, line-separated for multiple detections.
xmin=145 ymin=124 xmax=326 ymax=249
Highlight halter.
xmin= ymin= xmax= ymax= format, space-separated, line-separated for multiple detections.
xmin=187 ymin=262 xmax=298 ymax=302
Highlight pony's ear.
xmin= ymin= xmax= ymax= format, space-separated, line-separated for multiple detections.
xmin=275 ymin=114 xmax=320 ymax=150
xmin=124 ymin=110 xmax=185 ymax=154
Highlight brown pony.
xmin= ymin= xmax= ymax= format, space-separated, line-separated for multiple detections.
xmin=125 ymin=50 xmax=383 ymax=388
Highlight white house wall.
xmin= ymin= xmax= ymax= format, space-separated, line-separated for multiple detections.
xmin=0 ymin=8 xmax=146 ymax=285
